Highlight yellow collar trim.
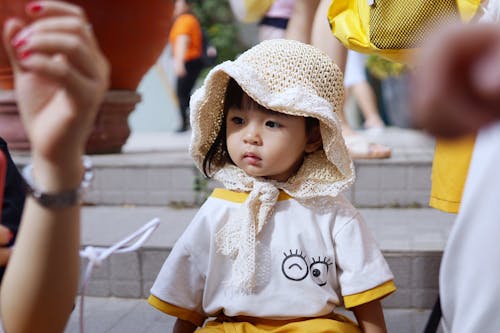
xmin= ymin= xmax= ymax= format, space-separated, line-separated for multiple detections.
xmin=211 ymin=188 xmax=292 ymax=203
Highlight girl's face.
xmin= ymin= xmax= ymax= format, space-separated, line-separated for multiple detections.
xmin=225 ymin=94 xmax=319 ymax=182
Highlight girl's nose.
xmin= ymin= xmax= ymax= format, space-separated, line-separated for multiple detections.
xmin=243 ymin=125 xmax=262 ymax=145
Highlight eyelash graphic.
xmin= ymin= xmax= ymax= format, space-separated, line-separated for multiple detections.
xmin=281 ymin=249 xmax=309 ymax=281
xmin=310 ymin=256 xmax=333 ymax=286
xmin=311 ymin=256 xmax=333 ymax=267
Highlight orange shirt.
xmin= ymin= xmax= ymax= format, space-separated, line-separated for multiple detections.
xmin=169 ymin=13 xmax=203 ymax=62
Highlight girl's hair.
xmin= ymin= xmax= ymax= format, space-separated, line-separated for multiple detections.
xmin=202 ymin=78 xmax=320 ymax=178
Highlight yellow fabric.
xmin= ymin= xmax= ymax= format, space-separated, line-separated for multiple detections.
xmin=343 ymin=280 xmax=396 ymax=309
xmin=211 ymin=188 xmax=292 ymax=203
xmin=328 ymin=0 xmax=482 ymax=64
xmin=241 ymin=0 xmax=275 ymax=22
xmin=148 ymin=295 xmax=206 ymax=327
xmin=197 ymin=314 xmax=360 ymax=333
xmin=429 ymin=135 xmax=475 ymax=214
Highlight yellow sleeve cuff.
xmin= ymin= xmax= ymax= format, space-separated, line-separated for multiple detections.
xmin=343 ymin=280 xmax=397 ymax=309
xmin=148 ymin=294 xmax=206 ymax=327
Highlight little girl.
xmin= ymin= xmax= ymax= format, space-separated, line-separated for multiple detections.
xmin=149 ymin=39 xmax=396 ymax=333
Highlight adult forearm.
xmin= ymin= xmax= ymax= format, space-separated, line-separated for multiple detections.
xmin=1 ymin=197 xmax=80 ymax=333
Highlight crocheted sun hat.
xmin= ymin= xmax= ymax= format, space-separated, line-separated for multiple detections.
xmin=189 ymin=39 xmax=354 ymax=197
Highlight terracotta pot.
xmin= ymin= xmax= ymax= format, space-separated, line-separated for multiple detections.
xmin=0 ymin=0 xmax=174 ymax=90
xmin=72 ymin=0 xmax=174 ymax=90
xmin=0 ymin=0 xmax=174 ymax=153
xmin=0 ymin=90 xmax=141 ymax=153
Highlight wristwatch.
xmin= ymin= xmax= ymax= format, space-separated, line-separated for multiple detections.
xmin=22 ymin=156 xmax=94 ymax=208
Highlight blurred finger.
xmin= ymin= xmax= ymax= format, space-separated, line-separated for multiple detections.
xmin=471 ymin=43 xmax=500 ymax=102
xmin=2 ymin=18 xmax=26 ymax=72
xmin=15 ymin=32 xmax=100 ymax=79
xmin=17 ymin=53 xmax=92 ymax=97
xmin=25 ymin=1 xmax=87 ymax=20
xmin=412 ymin=24 xmax=500 ymax=137
xmin=12 ymin=17 xmax=95 ymax=48
xmin=0 ymin=247 xmax=12 ymax=267
xmin=0 ymin=225 xmax=13 ymax=246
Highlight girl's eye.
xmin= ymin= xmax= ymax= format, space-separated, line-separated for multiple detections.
xmin=266 ymin=121 xmax=281 ymax=128
xmin=230 ymin=117 xmax=244 ymax=125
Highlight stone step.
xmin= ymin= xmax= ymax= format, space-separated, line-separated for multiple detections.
xmin=11 ymin=127 xmax=436 ymax=208
xmin=79 ymin=205 xmax=453 ymax=312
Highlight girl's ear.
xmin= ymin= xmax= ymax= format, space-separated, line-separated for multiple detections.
xmin=305 ymin=127 xmax=322 ymax=153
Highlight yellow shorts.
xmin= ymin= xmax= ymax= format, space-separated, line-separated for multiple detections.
xmin=196 ymin=314 xmax=361 ymax=333
xmin=429 ymin=135 xmax=475 ymax=214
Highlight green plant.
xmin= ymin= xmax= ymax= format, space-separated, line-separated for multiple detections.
xmin=193 ymin=171 xmax=211 ymax=205
xmin=192 ymin=0 xmax=245 ymax=66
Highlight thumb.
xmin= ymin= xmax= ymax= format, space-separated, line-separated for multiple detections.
xmin=2 ymin=18 xmax=26 ymax=74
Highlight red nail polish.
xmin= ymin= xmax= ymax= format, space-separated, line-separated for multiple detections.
xmin=27 ymin=3 xmax=43 ymax=13
xmin=19 ymin=50 xmax=31 ymax=60
xmin=13 ymin=38 xmax=27 ymax=49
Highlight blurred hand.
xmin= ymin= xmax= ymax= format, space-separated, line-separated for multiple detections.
xmin=411 ymin=23 xmax=500 ymax=138
xmin=2 ymin=1 xmax=110 ymax=165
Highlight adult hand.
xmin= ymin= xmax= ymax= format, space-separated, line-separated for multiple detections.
xmin=2 ymin=0 xmax=109 ymax=190
xmin=2 ymin=1 xmax=109 ymax=164
xmin=411 ymin=23 xmax=500 ymax=138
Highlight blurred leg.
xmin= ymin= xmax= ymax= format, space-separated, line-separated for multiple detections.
xmin=351 ymin=81 xmax=385 ymax=129
xmin=311 ymin=0 xmax=351 ymax=133
xmin=285 ymin=0 xmax=320 ymax=43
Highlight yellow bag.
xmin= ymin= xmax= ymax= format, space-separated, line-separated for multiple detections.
xmin=328 ymin=0 xmax=482 ymax=64
xmin=229 ymin=0 xmax=275 ymax=23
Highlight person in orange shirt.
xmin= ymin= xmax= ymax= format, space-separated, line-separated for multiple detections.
xmin=169 ymin=0 xmax=204 ymax=132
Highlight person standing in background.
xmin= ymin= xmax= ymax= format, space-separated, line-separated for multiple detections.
xmin=170 ymin=0 xmax=204 ymax=132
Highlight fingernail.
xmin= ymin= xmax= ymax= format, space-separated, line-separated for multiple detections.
xmin=12 ymin=37 xmax=27 ymax=49
xmin=12 ymin=28 xmax=32 ymax=48
xmin=19 ymin=50 xmax=31 ymax=60
xmin=7 ymin=231 xmax=13 ymax=243
xmin=27 ymin=2 xmax=43 ymax=13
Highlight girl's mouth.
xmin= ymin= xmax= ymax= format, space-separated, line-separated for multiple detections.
xmin=243 ymin=153 xmax=261 ymax=164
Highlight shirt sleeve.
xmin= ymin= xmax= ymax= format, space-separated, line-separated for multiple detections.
xmin=149 ymin=211 xmax=208 ymax=325
xmin=334 ymin=213 xmax=396 ymax=307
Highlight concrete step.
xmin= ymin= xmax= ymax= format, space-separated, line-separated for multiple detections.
xmin=79 ymin=205 xmax=453 ymax=312
xmin=12 ymin=127 xmax=436 ymax=208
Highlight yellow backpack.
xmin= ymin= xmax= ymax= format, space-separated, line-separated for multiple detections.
xmin=328 ymin=0 xmax=482 ymax=64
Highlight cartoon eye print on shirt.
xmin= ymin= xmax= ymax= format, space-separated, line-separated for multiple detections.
xmin=310 ymin=256 xmax=333 ymax=286
xmin=282 ymin=249 xmax=309 ymax=281
xmin=282 ymin=250 xmax=333 ymax=286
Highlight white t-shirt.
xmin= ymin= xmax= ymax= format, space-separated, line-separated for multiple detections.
xmin=440 ymin=121 xmax=500 ymax=332
xmin=150 ymin=189 xmax=395 ymax=325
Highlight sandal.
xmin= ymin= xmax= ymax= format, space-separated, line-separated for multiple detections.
xmin=344 ymin=135 xmax=392 ymax=159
